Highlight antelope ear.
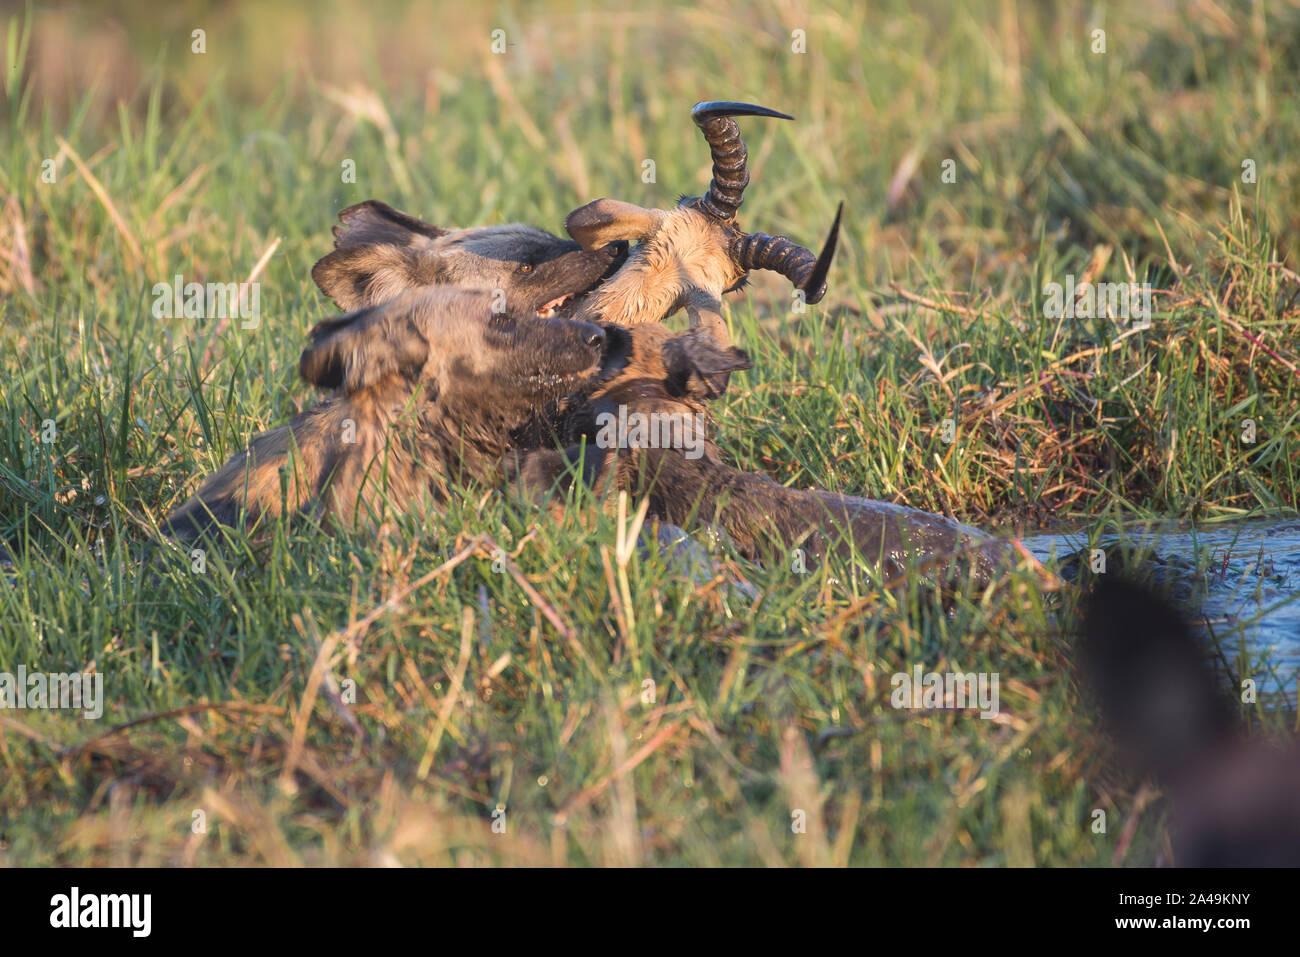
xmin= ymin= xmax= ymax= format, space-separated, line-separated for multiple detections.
xmin=664 ymin=331 xmax=752 ymax=399
xmin=565 ymin=199 xmax=665 ymax=250
xmin=312 ymin=201 xmax=452 ymax=309
xmin=684 ymin=292 xmax=731 ymax=348
xmin=299 ymin=297 xmax=430 ymax=394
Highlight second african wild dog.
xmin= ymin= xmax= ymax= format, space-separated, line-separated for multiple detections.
xmin=164 ymin=288 xmax=608 ymax=540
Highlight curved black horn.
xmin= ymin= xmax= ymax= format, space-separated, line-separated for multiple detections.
xmin=690 ymin=101 xmax=793 ymax=222
xmin=732 ymin=202 xmax=843 ymax=304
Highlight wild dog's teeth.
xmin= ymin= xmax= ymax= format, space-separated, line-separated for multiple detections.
xmin=538 ymin=293 xmax=572 ymax=318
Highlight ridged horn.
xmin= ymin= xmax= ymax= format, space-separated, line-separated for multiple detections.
xmin=690 ymin=101 xmax=793 ymax=222
xmin=731 ymin=202 xmax=843 ymax=304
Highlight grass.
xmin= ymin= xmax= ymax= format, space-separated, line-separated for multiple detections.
xmin=0 ymin=0 xmax=1297 ymax=866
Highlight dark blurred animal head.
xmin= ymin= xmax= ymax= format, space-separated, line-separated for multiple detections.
xmin=565 ymin=102 xmax=842 ymax=343
xmin=164 ymin=287 xmax=608 ymax=539
xmin=1078 ymin=575 xmax=1300 ymax=866
xmin=312 ymin=200 xmax=628 ymax=316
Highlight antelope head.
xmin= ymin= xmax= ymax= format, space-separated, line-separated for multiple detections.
xmin=566 ymin=101 xmax=842 ymax=345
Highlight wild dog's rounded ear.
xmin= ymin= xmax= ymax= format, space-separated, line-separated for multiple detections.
xmin=331 ymin=200 xmax=449 ymax=248
xmin=299 ymin=298 xmax=430 ymax=394
xmin=565 ymin=199 xmax=666 ymax=250
xmin=311 ymin=245 xmax=453 ymax=311
xmin=663 ymin=331 xmax=752 ymax=400
xmin=312 ymin=201 xmax=453 ymax=309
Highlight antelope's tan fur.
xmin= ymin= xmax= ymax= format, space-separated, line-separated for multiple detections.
xmin=568 ymin=205 xmax=747 ymax=339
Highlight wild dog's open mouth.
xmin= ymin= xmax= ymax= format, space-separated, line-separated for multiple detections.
xmin=537 ymin=293 xmax=573 ymax=319
xmin=548 ymin=241 xmax=631 ymax=319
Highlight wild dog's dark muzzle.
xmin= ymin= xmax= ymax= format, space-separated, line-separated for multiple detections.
xmin=530 ymin=317 xmax=608 ymax=373
xmin=576 ymin=321 xmax=606 ymax=352
xmin=547 ymin=241 xmax=631 ymax=320
xmin=594 ymin=323 xmax=632 ymax=381
xmin=603 ymin=239 xmax=630 ymax=266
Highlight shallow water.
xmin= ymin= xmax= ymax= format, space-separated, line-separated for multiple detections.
xmin=1020 ymin=519 xmax=1300 ymax=703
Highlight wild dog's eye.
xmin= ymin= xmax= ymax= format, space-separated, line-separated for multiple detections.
xmin=518 ymin=263 xmax=533 ymax=273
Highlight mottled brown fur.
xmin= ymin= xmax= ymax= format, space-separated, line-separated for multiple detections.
xmin=311 ymin=198 xmax=744 ymax=339
xmin=311 ymin=200 xmax=628 ymax=315
xmin=164 ymin=287 xmax=607 ymax=540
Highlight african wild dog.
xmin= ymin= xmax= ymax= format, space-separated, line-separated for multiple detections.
xmin=510 ymin=323 xmax=1009 ymax=589
xmin=311 ymin=103 xmax=840 ymax=347
xmin=163 ymin=287 xmax=607 ymax=540
xmin=312 ymin=200 xmax=628 ymax=315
